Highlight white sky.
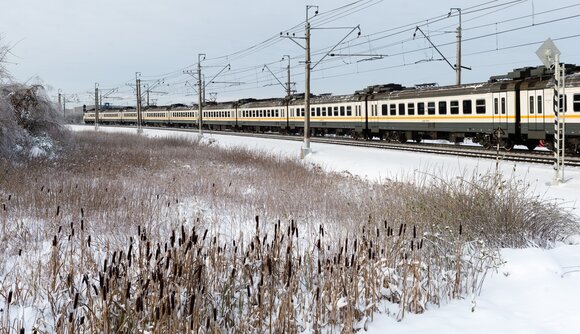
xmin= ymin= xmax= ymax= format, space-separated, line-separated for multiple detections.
xmin=2 ymin=0 xmax=580 ymax=107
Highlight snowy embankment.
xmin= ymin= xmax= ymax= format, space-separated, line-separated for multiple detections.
xmin=71 ymin=125 xmax=580 ymax=333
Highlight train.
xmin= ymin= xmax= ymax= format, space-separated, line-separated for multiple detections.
xmin=84 ymin=65 xmax=580 ymax=154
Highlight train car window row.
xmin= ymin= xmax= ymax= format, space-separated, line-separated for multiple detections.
xmin=240 ymin=109 xmax=281 ymax=118
xmin=380 ymin=99 xmax=486 ymax=116
xmin=288 ymin=105 xmax=355 ymax=118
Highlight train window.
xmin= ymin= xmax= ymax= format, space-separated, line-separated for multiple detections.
xmin=463 ymin=100 xmax=472 ymax=114
xmin=476 ymin=99 xmax=486 ymax=114
xmin=427 ymin=102 xmax=435 ymax=115
xmin=315 ymin=107 xmax=320 ymax=117
xmin=438 ymin=101 xmax=447 ymax=115
xmin=418 ymin=102 xmax=425 ymax=115
xmin=407 ymin=103 xmax=415 ymax=115
xmin=537 ymin=96 xmax=542 ymax=114
xmin=340 ymin=106 xmax=345 ymax=116
xmin=390 ymin=104 xmax=396 ymax=116
xmin=559 ymin=95 xmax=568 ymax=113
xmin=450 ymin=101 xmax=459 ymax=114
xmin=346 ymin=106 xmax=352 ymax=116
xmin=333 ymin=106 xmax=339 ymax=116
xmin=501 ymin=97 xmax=506 ymax=115
xmin=381 ymin=104 xmax=388 ymax=116
xmin=529 ymin=96 xmax=534 ymax=114
xmin=494 ymin=98 xmax=499 ymax=115
xmin=398 ymin=103 xmax=405 ymax=115
xmin=311 ymin=108 xmax=315 ymax=117
xmin=320 ymin=107 xmax=326 ymax=117
xmin=574 ymin=94 xmax=580 ymax=112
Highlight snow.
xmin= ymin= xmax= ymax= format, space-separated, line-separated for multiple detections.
xmin=70 ymin=125 xmax=580 ymax=333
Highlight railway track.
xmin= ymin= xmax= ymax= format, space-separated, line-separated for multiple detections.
xmin=85 ymin=125 xmax=580 ymax=168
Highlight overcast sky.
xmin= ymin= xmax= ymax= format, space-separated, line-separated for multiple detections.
xmin=2 ymin=0 xmax=579 ymax=107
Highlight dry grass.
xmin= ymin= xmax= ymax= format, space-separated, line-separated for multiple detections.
xmin=0 ymin=131 xmax=576 ymax=333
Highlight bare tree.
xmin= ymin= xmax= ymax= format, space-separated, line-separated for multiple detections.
xmin=0 ymin=34 xmax=12 ymax=81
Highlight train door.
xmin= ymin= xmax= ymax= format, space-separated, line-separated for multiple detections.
xmin=527 ymin=90 xmax=545 ymax=132
xmin=367 ymin=99 xmax=380 ymax=137
xmin=492 ymin=92 xmax=509 ymax=133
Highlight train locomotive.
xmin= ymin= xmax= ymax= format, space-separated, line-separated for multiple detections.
xmin=84 ymin=65 xmax=580 ymax=154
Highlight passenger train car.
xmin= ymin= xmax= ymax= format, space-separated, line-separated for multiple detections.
xmin=84 ymin=65 xmax=580 ymax=154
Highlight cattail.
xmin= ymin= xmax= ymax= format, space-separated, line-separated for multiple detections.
xmin=56 ymin=205 xmax=60 ymax=217
xmin=410 ymin=240 xmax=414 ymax=251
xmin=189 ymin=294 xmax=196 ymax=314
xmin=126 ymin=282 xmax=131 ymax=299
xmin=398 ymin=223 xmax=404 ymax=236
xmin=80 ymin=316 xmax=85 ymax=325
xmin=52 ymin=235 xmax=57 ymax=247
xmin=87 ymin=235 xmax=91 ymax=247
xmin=8 ymin=290 xmax=12 ymax=304
xmin=68 ymin=312 xmax=73 ymax=323
xmin=74 ymin=293 xmax=79 ymax=309
xmin=459 ymin=223 xmax=463 ymax=235
xmin=18 ymin=249 xmax=21 ymax=256
xmin=81 ymin=207 xmax=84 ymax=218
xmin=80 ymin=219 xmax=84 ymax=231
xmin=203 ymin=229 xmax=208 ymax=241
xmin=413 ymin=225 xmax=417 ymax=239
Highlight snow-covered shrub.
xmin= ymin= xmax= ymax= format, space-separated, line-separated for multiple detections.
xmin=0 ymin=83 xmax=66 ymax=159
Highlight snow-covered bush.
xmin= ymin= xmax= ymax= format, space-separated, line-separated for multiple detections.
xmin=0 ymin=83 xmax=66 ymax=159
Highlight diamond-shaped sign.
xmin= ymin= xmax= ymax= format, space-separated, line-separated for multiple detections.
xmin=536 ymin=38 xmax=561 ymax=68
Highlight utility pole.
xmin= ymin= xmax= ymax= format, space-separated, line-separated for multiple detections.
xmin=145 ymin=84 xmax=150 ymax=107
xmin=136 ymin=72 xmax=143 ymax=134
xmin=283 ymin=55 xmax=291 ymax=98
xmin=58 ymin=89 xmax=63 ymax=117
xmin=197 ymin=53 xmax=205 ymax=136
xmin=282 ymin=5 xmax=360 ymax=158
xmin=304 ymin=5 xmax=314 ymax=158
xmin=449 ymin=8 xmax=462 ymax=85
xmin=62 ymin=94 xmax=66 ymax=120
xmin=94 ymin=83 xmax=99 ymax=130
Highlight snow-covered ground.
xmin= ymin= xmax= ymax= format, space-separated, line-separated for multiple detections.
xmin=71 ymin=125 xmax=580 ymax=333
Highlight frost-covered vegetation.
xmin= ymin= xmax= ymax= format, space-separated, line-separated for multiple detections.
xmin=0 ymin=131 xmax=577 ymax=333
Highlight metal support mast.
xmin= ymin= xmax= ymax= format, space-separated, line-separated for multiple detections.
xmin=136 ymin=72 xmax=143 ymax=134
xmin=303 ymin=5 xmax=316 ymax=158
xmin=536 ymin=38 xmax=565 ymax=184
xmin=197 ymin=53 xmax=205 ymax=136
xmin=284 ymin=55 xmax=291 ymax=98
xmin=94 ymin=83 xmax=99 ymax=130
xmin=449 ymin=8 xmax=462 ymax=85
xmin=58 ymin=89 xmax=62 ymax=117
xmin=554 ymin=54 xmax=566 ymax=183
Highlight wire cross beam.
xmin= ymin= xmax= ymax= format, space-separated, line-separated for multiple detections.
xmin=413 ymin=26 xmax=471 ymax=71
